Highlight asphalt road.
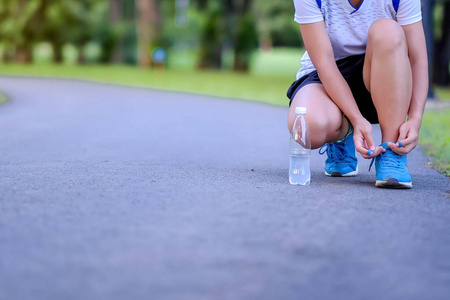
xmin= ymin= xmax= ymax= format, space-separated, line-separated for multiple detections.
xmin=0 ymin=77 xmax=449 ymax=300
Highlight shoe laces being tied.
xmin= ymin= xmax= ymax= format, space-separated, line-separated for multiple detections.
xmin=369 ymin=148 xmax=404 ymax=171
xmin=319 ymin=140 xmax=351 ymax=163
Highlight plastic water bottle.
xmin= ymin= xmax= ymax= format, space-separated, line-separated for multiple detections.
xmin=289 ymin=107 xmax=311 ymax=185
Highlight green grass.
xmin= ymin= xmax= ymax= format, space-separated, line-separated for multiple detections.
xmin=0 ymin=64 xmax=293 ymax=107
xmin=420 ymin=88 xmax=450 ymax=176
xmin=421 ymin=110 xmax=450 ymax=176
xmin=435 ymin=86 xmax=450 ymax=100
xmin=251 ymin=47 xmax=303 ymax=76
xmin=0 ymin=47 xmax=302 ymax=106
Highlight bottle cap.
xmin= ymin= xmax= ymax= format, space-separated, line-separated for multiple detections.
xmin=295 ymin=107 xmax=306 ymax=115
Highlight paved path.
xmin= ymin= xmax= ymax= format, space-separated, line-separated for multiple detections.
xmin=0 ymin=77 xmax=449 ymax=300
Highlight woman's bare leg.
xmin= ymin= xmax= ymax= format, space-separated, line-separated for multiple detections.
xmin=363 ymin=19 xmax=412 ymax=143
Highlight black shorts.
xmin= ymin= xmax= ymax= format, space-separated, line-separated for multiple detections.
xmin=286 ymin=54 xmax=379 ymax=124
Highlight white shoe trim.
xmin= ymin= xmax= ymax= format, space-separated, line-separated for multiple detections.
xmin=325 ymin=166 xmax=358 ymax=177
xmin=375 ymin=179 xmax=412 ymax=189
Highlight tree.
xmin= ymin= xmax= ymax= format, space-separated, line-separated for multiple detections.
xmin=231 ymin=0 xmax=257 ymax=71
xmin=109 ymin=0 xmax=122 ymax=63
xmin=0 ymin=0 xmax=42 ymax=63
xmin=195 ymin=0 xmax=257 ymax=72
xmin=69 ymin=0 xmax=104 ymax=64
xmin=253 ymin=0 xmax=303 ymax=49
xmin=136 ymin=0 xmax=161 ymax=67
xmin=42 ymin=0 xmax=80 ymax=63
xmin=196 ymin=2 xmax=223 ymax=69
xmin=96 ymin=0 xmax=136 ymax=64
xmin=0 ymin=0 xmax=106 ymax=64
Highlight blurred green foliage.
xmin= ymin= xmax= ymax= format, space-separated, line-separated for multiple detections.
xmin=0 ymin=0 xmax=301 ymax=71
xmin=0 ymin=0 xmax=106 ymax=63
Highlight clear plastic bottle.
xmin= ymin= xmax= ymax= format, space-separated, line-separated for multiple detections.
xmin=289 ymin=107 xmax=311 ymax=185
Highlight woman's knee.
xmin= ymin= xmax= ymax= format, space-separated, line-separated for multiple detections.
xmin=306 ymin=114 xmax=337 ymax=149
xmin=368 ymin=19 xmax=407 ymax=54
xmin=288 ymin=105 xmax=340 ymax=149
xmin=287 ymin=84 xmax=343 ymax=148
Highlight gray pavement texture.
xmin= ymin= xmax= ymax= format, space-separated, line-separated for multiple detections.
xmin=0 ymin=76 xmax=449 ymax=300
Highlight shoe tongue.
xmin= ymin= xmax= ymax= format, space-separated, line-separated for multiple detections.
xmin=379 ymin=142 xmax=391 ymax=150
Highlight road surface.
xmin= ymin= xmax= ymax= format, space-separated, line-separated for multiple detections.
xmin=0 ymin=77 xmax=449 ymax=300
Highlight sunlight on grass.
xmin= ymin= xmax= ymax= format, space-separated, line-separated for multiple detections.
xmin=421 ymin=108 xmax=450 ymax=176
xmin=0 ymin=63 xmax=292 ymax=106
xmin=424 ymin=87 xmax=450 ymax=175
xmin=436 ymin=86 xmax=450 ymax=101
xmin=251 ymin=47 xmax=304 ymax=77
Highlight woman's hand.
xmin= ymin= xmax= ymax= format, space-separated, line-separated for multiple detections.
xmin=387 ymin=118 xmax=421 ymax=155
xmin=352 ymin=117 xmax=385 ymax=159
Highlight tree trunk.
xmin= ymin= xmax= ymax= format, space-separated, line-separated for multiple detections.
xmin=136 ymin=0 xmax=160 ymax=67
xmin=233 ymin=0 xmax=256 ymax=72
xmin=53 ymin=43 xmax=64 ymax=64
xmin=197 ymin=7 xmax=223 ymax=69
xmin=1 ymin=47 xmax=10 ymax=63
xmin=77 ymin=44 xmax=87 ymax=64
xmin=109 ymin=0 xmax=122 ymax=63
xmin=15 ymin=45 xmax=33 ymax=63
xmin=109 ymin=0 xmax=121 ymax=22
xmin=196 ymin=0 xmax=256 ymax=71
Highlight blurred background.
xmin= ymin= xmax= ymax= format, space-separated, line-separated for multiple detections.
xmin=0 ymin=0 xmax=305 ymax=77
xmin=0 ymin=0 xmax=448 ymax=173
xmin=0 ymin=0 xmax=447 ymax=88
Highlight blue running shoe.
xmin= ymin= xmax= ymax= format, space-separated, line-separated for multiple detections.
xmin=371 ymin=142 xmax=412 ymax=189
xmin=319 ymin=130 xmax=358 ymax=177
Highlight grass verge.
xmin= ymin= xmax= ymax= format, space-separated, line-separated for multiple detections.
xmin=0 ymin=64 xmax=292 ymax=107
xmin=421 ymin=110 xmax=449 ymax=176
xmin=420 ymin=87 xmax=450 ymax=176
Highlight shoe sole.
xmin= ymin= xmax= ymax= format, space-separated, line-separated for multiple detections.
xmin=325 ymin=167 xmax=358 ymax=177
xmin=375 ymin=178 xmax=412 ymax=189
